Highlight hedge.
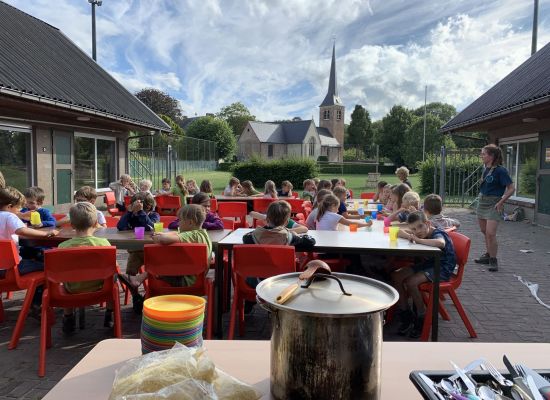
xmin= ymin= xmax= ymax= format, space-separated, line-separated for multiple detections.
xmin=417 ymin=154 xmax=481 ymax=195
xmin=232 ymin=157 xmax=319 ymax=190
xmin=216 ymin=162 xmax=235 ymax=172
xmin=318 ymin=163 xmax=396 ymax=175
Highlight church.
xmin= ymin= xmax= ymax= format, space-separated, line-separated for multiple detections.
xmin=237 ymin=44 xmax=344 ymax=162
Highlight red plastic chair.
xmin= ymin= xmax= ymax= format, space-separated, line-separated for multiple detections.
xmin=210 ymin=198 xmax=218 ymax=212
xmin=159 ymin=215 xmax=177 ymax=226
xmin=348 ymin=189 xmax=354 ymax=198
xmin=419 ymin=231 xmax=476 ymax=341
xmin=155 ymin=195 xmax=182 ymax=216
xmin=143 ymin=243 xmax=213 ymax=339
xmin=104 ymin=192 xmax=123 ymax=217
xmin=0 ymin=240 xmax=45 ymax=350
xmin=104 ymin=216 xmax=119 ymax=228
xmin=360 ymin=192 xmax=376 ymax=199
xmin=222 ymin=219 xmax=235 ymax=230
xmin=52 ymin=213 xmax=66 ymax=221
xmin=123 ymin=195 xmax=132 ymax=208
xmin=40 ymin=246 xmax=122 ymax=376
xmin=217 ymin=202 xmax=248 ymax=229
xmin=252 ymin=198 xmax=275 ymax=214
xmin=229 ymin=245 xmax=296 ymax=339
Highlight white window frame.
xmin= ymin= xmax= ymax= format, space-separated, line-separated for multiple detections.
xmin=74 ymin=132 xmax=116 ymax=191
xmin=323 ymin=110 xmax=330 ymax=120
xmin=500 ymin=135 xmax=538 ymax=204
xmin=0 ymin=121 xmax=34 ymax=185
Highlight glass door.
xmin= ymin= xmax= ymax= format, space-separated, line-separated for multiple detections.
xmin=536 ymin=132 xmax=550 ymax=225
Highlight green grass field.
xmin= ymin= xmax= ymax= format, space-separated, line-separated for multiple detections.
xmin=181 ymin=171 xmax=419 ymax=196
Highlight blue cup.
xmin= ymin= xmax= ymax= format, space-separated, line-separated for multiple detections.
xmin=377 ymin=204 xmax=383 ymax=212
xmin=371 ymin=211 xmax=378 ymax=220
xmin=358 ymin=207 xmax=364 ymax=216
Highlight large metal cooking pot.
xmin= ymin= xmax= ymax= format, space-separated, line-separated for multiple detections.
xmin=256 ymin=272 xmax=398 ymax=400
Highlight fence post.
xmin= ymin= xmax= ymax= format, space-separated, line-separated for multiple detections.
xmin=439 ymin=145 xmax=446 ymax=202
xmin=375 ymin=145 xmax=379 ymax=174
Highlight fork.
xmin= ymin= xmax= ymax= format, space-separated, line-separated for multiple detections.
xmin=481 ymin=361 xmax=514 ymax=387
xmin=516 ymin=365 xmax=545 ymax=400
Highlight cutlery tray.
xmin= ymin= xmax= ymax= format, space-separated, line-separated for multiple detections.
xmin=409 ymin=369 xmax=550 ymax=400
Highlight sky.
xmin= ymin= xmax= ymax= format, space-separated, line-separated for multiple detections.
xmin=6 ymin=0 xmax=550 ymax=123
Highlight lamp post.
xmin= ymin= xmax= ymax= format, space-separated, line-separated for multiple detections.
xmin=88 ymin=0 xmax=102 ymax=61
xmin=532 ymin=0 xmax=539 ymax=55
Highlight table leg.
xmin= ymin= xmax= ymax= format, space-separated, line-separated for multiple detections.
xmin=431 ymin=254 xmax=440 ymax=342
xmin=215 ymin=244 xmax=225 ymax=339
xmin=225 ymin=250 xmax=233 ymax=313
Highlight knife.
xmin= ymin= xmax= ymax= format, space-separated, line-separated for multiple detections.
xmin=418 ymin=373 xmax=446 ymax=400
xmin=450 ymin=361 xmax=480 ymax=398
xmin=448 ymin=358 xmax=486 ymax=382
xmin=503 ymin=355 xmax=534 ymax=400
xmin=517 ymin=364 xmax=550 ymax=400
xmin=527 ymin=376 xmax=545 ymax=400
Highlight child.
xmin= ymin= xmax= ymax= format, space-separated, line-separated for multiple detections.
xmin=330 ymin=178 xmax=341 ymax=189
xmin=0 ymin=187 xmax=59 ymax=311
xmin=199 ymin=180 xmax=214 ymax=197
xmin=169 ymin=192 xmax=223 ymax=230
xmin=339 ymin=178 xmax=351 ymax=199
xmin=389 ymin=191 xmax=420 ymax=223
xmin=18 ymin=187 xmax=57 ymax=261
xmin=305 ymin=189 xmax=332 ymax=230
xmin=223 ymin=177 xmax=241 ymax=196
xmin=157 ymin=178 xmax=172 ymax=195
xmin=57 ymin=186 xmax=107 ymax=228
xmin=317 ymin=179 xmax=332 ymax=191
xmin=301 ymin=179 xmax=316 ymax=201
xmin=239 ymin=180 xmax=262 ymax=196
xmin=423 ymin=194 xmax=460 ymax=230
xmin=57 ymin=202 xmax=114 ymax=333
xmin=248 ymin=209 xmax=308 ymax=234
xmin=386 ymin=184 xmax=410 ymax=219
xmin=332 ymin=186 xmax=362 ymax=220
xmin=372 ymin=181 xmax=388 ymax=202
xmin=315 ymin=194 xmax=372 ymax=230
xmin=171 ymin=175 xmax=188 ymax=206
xmin=395 ymin=166 xmax=413 ymax=189
xmin=125 ymin=204 xmax=212 ymax=288
xmin=391 ymin=211 xmax=456 ymax=338
xmin=263 ymin=180 xmax=278 ymax=199
xmin=109 ymin=174 xmax=137 ymax=211
xmin=277 ymin=181 xmax=293 ymax=197
xmin=186 ymin=179 xmax=200 ymax=195
xmin=139 ymin=179 xmax=153 ymax=194
xmin=312 ymin=178 xmax=320 ymax=187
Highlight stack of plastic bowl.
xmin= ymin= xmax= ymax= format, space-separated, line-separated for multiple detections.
xmin=141 ymin=295 xmax=206 ymax=354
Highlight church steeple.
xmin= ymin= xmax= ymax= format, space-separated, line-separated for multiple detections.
xmin=320 ymin=42 xmax=342 ymax=107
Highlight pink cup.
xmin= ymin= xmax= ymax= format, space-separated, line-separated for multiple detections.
xmin=134 ymin=227 xmax=145 ymax=239
xmin=384 ymin=217 xmax=391 ymax=227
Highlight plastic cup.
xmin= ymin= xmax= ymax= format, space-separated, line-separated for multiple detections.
xmin=389 ymin=226 xmax=400 ymax=241
xmin=358 ymin=207 xmax=364 ymax=216
xmin=371 ymin=211 xmax=377 ymax=220
xmin=384 ymin=217 xmax=391 ymax=227
xmin=349 ymin=223 xmax=358 ymax=232
xmin=383 ymin=226 xmax=390 ymax=234
xmin=377 ymin=204 xmax=383 ymax=212
xmin=154 ymin=222 xmax=164 ymax=233
xmin=30 ymin=211 xmax=41 ymax=225
xmin=134 ymin=226 xmax=145 ymax=239
xmin=364 ymin=216 xmax=371 ymax=223
xmin=353 ymin=201 xmax=358 ymax=209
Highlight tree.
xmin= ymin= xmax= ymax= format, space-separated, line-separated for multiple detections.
xmin=413 ymin=102 xmax=457 ymax=123
xmin=347 ymin=105 xmax=373 ymax=147
xmin=217 ymin=102 xmax=256 ymax=137
xmin=376 ymin=105 xmax=416 ymax=166
xmin=185 ymin=116 xmax=236 ymax=161
xmin=135 ymin=88 xmax=184 ymax=122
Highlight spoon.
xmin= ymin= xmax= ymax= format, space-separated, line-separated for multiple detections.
xmin=439 ymin=379 xmax=470 ymax=400
xmin=478 ymin=385 xmax=498 ymax=400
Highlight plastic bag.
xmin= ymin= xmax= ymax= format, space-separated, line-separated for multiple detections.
xmin=109 ymin=343 xmax=261 ymax=400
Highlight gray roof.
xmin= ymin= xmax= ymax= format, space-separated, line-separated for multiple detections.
xmin=179 ymin=116 xmax=200 ymax=130
xmin=0 ymin=1 xmax=170 ymax=132
xmin=248 ymin=120 xmax=316 ymax=144
xmin=441 ymin=41 xmax=550 ymax=132
xmin=320 ymin=43 xmax=343 ymax=107
xmin=317 ymin=127 xmax=340 ymax=146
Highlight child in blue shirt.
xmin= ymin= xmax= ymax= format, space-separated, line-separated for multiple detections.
xmin=391 ymin=211 xmax=456 ymax=339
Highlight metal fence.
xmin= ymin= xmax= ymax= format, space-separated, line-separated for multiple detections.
xmin=129 ymin=136 xmax=216 ymax=190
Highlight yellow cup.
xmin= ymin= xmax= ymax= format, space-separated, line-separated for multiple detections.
xmin=389 ymin=226 xmax=399 ymax=241
xmin=154 ymin=222 xmax=164 ymax=233
xmin=349 ymin=223 xmax=358 ymax=232
xmin=30 ymin=211 xmax=41 ymax=225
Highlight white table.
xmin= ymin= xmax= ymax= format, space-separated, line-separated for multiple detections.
xmin=214 ymin=223 xmax=442 ymax=340
xmin=43 ymin=339 xmax=550 ymax=400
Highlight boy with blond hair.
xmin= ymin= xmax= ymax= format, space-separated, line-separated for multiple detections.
xmin=423 ymin=194 xmax=460 ymax=230
xmin=57 ymin=186 xmax=107 ymax=228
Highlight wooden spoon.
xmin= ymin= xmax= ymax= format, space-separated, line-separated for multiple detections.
xmin=275 ymin=260 xmax=331 ymax=304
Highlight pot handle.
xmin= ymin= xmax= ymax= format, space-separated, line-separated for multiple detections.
xmin=256 ymin=295 xmax=275 ymax=313
xmin=300 ymin=273 xmax=352 ymax=296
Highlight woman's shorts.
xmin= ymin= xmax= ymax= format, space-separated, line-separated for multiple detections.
xmin=476 ymin=195 xmax=502 ymax=221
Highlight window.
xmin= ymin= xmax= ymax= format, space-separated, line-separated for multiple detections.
xmin=323 ymin=110 xmax=330 ymax=120
xmin=268 ymin=144 xmax=274 ymax=157
xmin=336 ymin=110 xmax=342 ymax=120
xmin=0 ymin=124 xmax=32 ymax=192
xmin=308 ymin=137 xmax=316 ymax=157
xmin=501 ymin=139 xmax=538 ymax=200
xmin=74 ymin=133 xmax=116 ymax=189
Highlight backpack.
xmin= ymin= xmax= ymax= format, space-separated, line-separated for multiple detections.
xmin=504 ymin=206 xmax=525 ymax=222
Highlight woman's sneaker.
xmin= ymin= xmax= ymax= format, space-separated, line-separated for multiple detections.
xmin=474 ymin=253 xmax=490 ymax=264
xmin=488 ymin=257 xmax=498 ymax=272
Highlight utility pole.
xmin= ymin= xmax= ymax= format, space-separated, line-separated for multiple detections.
xmin=422 ymin=85 xmax=427 ymax=162
xmin=89 ymin=0 xmax=102 ymax=61
xmin=532 ymin=0 xmax=539 ymax=55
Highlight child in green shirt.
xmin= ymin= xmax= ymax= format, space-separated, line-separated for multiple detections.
xmin=58 ymin=202 xmax=113 ymax=333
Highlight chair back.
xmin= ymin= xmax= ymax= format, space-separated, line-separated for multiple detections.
xmin=233 ymin=245 xmax=296 ymax=282
xmin=155 ymin=195 xmax=181 ymax=209
xmin=253 ymin=198 xmax=275 ymax=213
xmin=43 ymin=246 xmax=118 ymax=305
xmin=210 ymin=198 xmax=218 ymax=212
xmin=0 ymin=240 xmax=22 ymax=290
xmin=448 ymin=231 xmax=471 ymax=287
xmin=348 ymin=189 xmax=354 ymax=198
xmin=104 ymin=192 xmax=116 ymax=207
xmin=123 ymin=196 xmax=132 ymax=207
xmin=104 ymin=216 xmax=120 ymax=228
xmin=218 ymin=202 xmax=248 ymax=228
xmin=285 ymin=198 xmax=305 ymax=214
xmin=291 ymin=191 xmax=299 ymax=198
xmin=222 ymin=219 xmax=235 ymax=230
xmin=52 ymin=213 xmax=66 ymax=221
xmin=360 ymin=192 xmax=375 ymax=199
xmin=159 ymin=215 xmax=178 ymax=226
xmin=144 ymin=243 xmax=209 ymax=296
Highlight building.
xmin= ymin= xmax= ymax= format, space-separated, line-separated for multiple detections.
xmin=237 ymin=43 xmax=344 ymax=162
xmin=0 ymin=1 xmax=170 ymax=208
xmin=441 ymin=41 xmax=550 ymax=226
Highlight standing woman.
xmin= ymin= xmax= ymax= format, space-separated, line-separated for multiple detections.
xmin=475 ymin=144 xmax=515 ymax=272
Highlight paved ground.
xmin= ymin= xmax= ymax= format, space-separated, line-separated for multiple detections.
xmin=1 ymin=208 xmax=550 ymax=399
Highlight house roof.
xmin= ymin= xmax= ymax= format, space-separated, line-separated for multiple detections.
xmin=320 ymin=43 xmax=343 ymax=107
xmin=179 ymin=116 xmax=200 ymax=130
xmin=248 ymin=120 xmax=317 ymax=144
xmin=441 ymin=41 xmax=550 ymax=132
xmin=317 ymin=127 xmax=340 ymax=147
xmin=0 ymin=1 xmax=170 ymax=132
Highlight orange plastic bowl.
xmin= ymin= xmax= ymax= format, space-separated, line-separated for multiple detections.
xmin=143 ymin=295 xmax=206 ymax=321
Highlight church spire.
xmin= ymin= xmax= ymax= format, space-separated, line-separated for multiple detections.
xmin=320 ymin=41 xmax=342 ymax=107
